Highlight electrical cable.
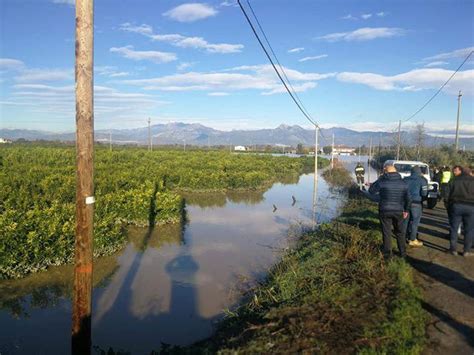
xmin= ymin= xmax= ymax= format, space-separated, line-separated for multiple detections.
xmin=237 ymin=0 xmax=320 ymax=129
xmin=404 ymin=50 xmax=473 ymax=122
xmin=245 ymin=0 xmax=315 ymax=125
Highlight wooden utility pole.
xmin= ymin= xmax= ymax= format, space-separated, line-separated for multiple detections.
xmin=455 ymin=90 xmax=462 ymax=151
xmin=109 ymin=131 xmax=112 ymax=152
xmin=330 ymin=133 xmax=335 ymax=169
xmin=72 ymin=0 xmax=94 ymax=354
xmin=396 ymin=120 xmax=401 ymax=161
xmin=183 ymin=139 xmax=186 ymax=151
xmin=148 ymin=117 xmax=152 ymax=151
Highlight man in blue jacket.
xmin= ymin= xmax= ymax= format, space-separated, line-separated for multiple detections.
xmin=369 ymin=161 xmax=411 ymax=259
xmin=403 ymin=166 xmax=428 ymax=247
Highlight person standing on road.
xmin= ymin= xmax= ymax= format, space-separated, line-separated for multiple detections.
xmin=446 ymin=167 xmax=474 ymax=256
xmin=440 ymin=166 xmax=452 ymax=201
xmin=369 ymin=161 xmax=411 ymax=259
xmin=355 ymin=162 xmax=365 ymax=189
xmin=403 ymin=166 xmax=428 ymax=247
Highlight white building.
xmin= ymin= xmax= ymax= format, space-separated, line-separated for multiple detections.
xmin=333 ymin=145 xmax=356 ymax=156
xmin=234 ymin=145 xmax=246 ymax=151
xmin=0 ymin=138 xmax=12 ymax=144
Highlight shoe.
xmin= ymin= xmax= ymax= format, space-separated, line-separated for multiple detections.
xmin=448 ymin=250 xmax=458 ymax=256
xmin=409 ymin=239 xmax=423 ymax=247
xmin=463 ymin=252 xmax=474 ymax=257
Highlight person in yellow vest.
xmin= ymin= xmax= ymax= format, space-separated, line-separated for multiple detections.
xmin=440 ymin=166 xmax=452 ymax=202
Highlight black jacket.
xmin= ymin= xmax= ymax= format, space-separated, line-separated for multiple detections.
xmin=369 ymin=172 xmax=411 ymax=213
xmin=447 ymin=174 xmax=474 ymax=206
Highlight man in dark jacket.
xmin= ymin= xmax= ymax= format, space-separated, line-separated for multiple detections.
xmin=403 ymin=166 xmax=428 ymax=247
xmin=355 ymin=162 xmax=365 ymax=189
xmin=369 ymin=161 xmax=411 ymax=259
xmin=447 ymin=167 xmax=474 ymax=256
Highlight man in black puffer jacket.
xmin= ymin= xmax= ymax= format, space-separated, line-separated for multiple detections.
xmin=447 ymin=167 xmax=474 ymax=256
xmin=369 ymin=161 xmax=411 ymax=259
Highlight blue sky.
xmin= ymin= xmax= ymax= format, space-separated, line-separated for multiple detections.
xmin=0 ymin=0 xmax=473 ymax=137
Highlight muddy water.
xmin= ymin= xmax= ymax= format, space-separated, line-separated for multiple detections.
xmin=0 ymin=172 xmax=344 ymax=354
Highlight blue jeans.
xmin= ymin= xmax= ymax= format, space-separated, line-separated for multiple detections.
xmin=449 ymin=203 xmax=474 ymax=253
xmin=404 ymin=203 xmax=422 ymax=241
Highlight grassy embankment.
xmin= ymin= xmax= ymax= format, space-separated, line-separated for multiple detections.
xmin=0 ymin=144 xmax=328 ymax=279
xmin=185 ymin=165 xmax=426 ymax=354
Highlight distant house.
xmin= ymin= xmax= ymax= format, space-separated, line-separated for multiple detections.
xmin=333 ymin=145 xmax=356 ymax=156
xmin=234 ymin=145 xmax=246 ymax=151
xmin=0 ymin=138 xmax=12 ymax=144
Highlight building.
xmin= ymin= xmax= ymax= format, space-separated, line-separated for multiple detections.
xmin=234 ymin=145 xmax=246 ymax=151
xmin=333 ymin=145 xmax=356 ymax=156
xmin=0 ymin=138 xmax=12 ymax=144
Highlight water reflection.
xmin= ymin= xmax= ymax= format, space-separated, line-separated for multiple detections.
xmin=0 ymin=172 xmax=344 ymax=354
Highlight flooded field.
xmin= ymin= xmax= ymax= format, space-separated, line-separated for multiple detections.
xmin=0 ymin=170 xmax=346 ymax=354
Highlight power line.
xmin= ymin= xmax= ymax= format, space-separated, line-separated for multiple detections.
xmin=245 ymin=0 xmax=314 ymax=123
xmin=236 ymin=0 xmax=319 ymax=128
xmin=404 ymin=50 xmax=473 ymax=122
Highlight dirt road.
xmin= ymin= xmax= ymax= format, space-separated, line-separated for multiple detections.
xmin=407 ymin=204 xmax=474 ymax=354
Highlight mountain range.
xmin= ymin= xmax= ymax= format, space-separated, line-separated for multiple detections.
xmin=1 ymin=123 xmax=472 ymax=149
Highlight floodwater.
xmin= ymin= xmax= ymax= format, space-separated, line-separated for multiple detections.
xmin=0 ymin=171 xmax=345 ymax=354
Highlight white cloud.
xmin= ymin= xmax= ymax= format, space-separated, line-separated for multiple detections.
xmin=177 ymin=62 xmax=196 ymax=71
xmin=361 ymin=13 xmax=372 ymax=20
xmin=120 ymin=22 xmax=243 ymax=54
xmin=298 ymin=54 xmax=328 ymax=62
xmin=163 ymin=3 xmax=217 ymax=22
xmin=95 ymin=66 xmax=130 ymax=77
xmin=422 ymin=46 xmax=474 ymax=62
xmin=110 ymin=46 xmax=177 ymax=63
xmin=121 ymin=64 xmax=335 ymax=95
xmin=376 ymin=11 xmax=387 ymax=17
xmin=52 ymin=0 xmax=74 ymax=5
xmin=424 ymin=61 xmax=448 ymax=68
xmin=337 ymin=68 xmax=474 ymax=95
xmin=208 ymin=92 xmax=230 ymax=96
xmin=318 ymin=27 xmax=405 ymax=42
xmin=220 ymin=0 xmax=238 ymax=7
xmin=6 ymin=83 xmax=167 ymax=120
xmin=0 ymin=58 xmax=25 ymax=71
xmin=288 ymin=47 xmax=304 ymax=53
xmin=341 ymin=14 xmax=357 ymax=20
xmin=109 ymin=72 xmax=130 ymax=78
xmin=15 ymin=68 xmax=73 ymax=82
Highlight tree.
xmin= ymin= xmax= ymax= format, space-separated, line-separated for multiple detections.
xmin=322 ymin=146 xmax=332 ymax=154
xmin=296 ymin=143 xmax=304 ymax=154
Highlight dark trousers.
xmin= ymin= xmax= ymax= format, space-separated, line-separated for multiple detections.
xmin=356 ymin=175 xmax=365 ymax=184
xmin=403 ymin=203 xmax=423 ymax=241
xmin=449 ymin=203 xmax=474 ymax=253
xmin=380 ymin=211 xmax=407 ymax=257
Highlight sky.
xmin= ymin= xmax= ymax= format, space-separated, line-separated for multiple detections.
xmin=0 ymin=0 xmax=473 ymax=137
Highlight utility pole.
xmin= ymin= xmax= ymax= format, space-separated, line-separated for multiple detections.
xmin=312 ymin=125 xmax=319 ymax=229
xmin=148 ymin=117 xmax=152 ymax=152
xmin=183 ymin=139 xmax=186 ymax=152
xmin=368 ymin=137 xmax=372 ymax=184
xmin=455 ymin=90 xmax=462 ymax=151
xmin=396 ymin=120 xmax=401 ymax=161
xmin=109 ymin=131 xmax=112 ymax=152
xmin=330 ymin=133 xmax=335 ymax=169
xmin=72 ymin=0 xmax=94 ymax=354
xmin=208 ymin=136 xmax=210 ymax=150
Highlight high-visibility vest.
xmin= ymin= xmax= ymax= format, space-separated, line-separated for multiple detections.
xmin=441 ymin=171 xmax=451 ymax=184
